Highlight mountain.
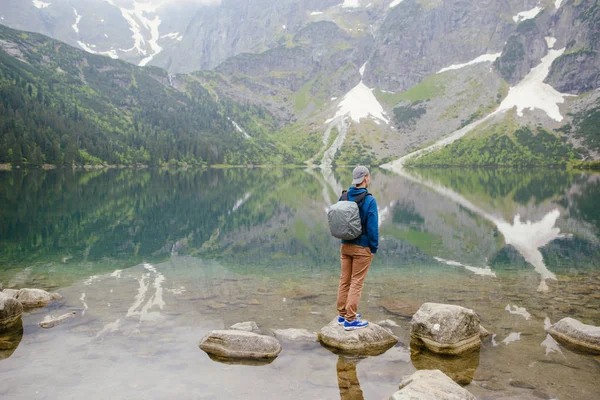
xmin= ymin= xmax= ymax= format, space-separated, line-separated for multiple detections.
xmin=0 ymin=0 xmax=206 ymax=67
xmin=0 ymin=0 xmax=599 ymax=167
xmin=0 ymin=24 xmax=284 ymax=166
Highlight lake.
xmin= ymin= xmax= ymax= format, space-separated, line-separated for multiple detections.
xmin=0 ymin=167 xmax=599 ymax=399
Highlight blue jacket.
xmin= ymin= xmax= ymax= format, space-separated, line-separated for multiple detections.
xmin=341 ymin=187 xmax=379 ymax=254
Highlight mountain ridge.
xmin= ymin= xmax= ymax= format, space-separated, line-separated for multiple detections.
xmin=0 ymin=0 xmax=599 ymax=167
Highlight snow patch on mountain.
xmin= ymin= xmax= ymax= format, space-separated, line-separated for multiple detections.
xmin=497 ymin=47 xmax=568 ymax=122
xmin=326 ymin=63 xmax=388 ymax=124
xmin=228 ymin=118 xmax=251 ymax=139
xmin=104 ymin=1 xmax=163 ymax=66
xmin=320 ymin=118 xmax=348 ymax=168
xmin=383 ymin=39 xmax=571 ymax=169
xmin=554 ymin=0 xmax=564 ymax=9
xmin=513 ymin=6 xmax=543 ymax=23
xmin=389 ymin=0 xmax=404 ymax=8
xmin=310 ymin=11 xmax=323 ymax=15
xmin=78 ymin=41 xmax=119 ymax=59
xmin=545 ymin=36 xmax=557 ymax=49
xmin=162 ymin=32 xmax=183 ymax=41
xmin=32 ymin=0 xmax=51 ymax=9
xmin=341 ymin=0 xmax=360 ymax=8
xmin=437 ymin=52 xmax=502 ymax=74
xmin=72 ymin=8 xmax=82 ymax=34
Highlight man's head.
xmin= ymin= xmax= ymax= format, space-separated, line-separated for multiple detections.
xmin=352 ymin=166 xmax=370 ymax=188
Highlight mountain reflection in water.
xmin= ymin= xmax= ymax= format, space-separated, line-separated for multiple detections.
xmin=0 ymin=168 xmax=599 ymax=400
xmin=392 ymin=168 xmax=597 ymax=291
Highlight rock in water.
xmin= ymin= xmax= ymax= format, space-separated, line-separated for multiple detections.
xmin=230 ymin=321 xmax=261 ymax=334
xmin=546 ymin=317 xmax=600 ymax=355
xmin=411 ymin=303 xmax=482 ymax=355
xmin=39 ymin=312 xmax=76 ymax=329
xmin=318 ymin=318 xmax=398 ymax=356
xmin=199 ymin=330 xmax=282 ymax=362
xmin=0 ymin=292 xmax=23 ymax=331
xmin=390 ymin=369 xmax=478 ymax=400
xmin=1 ymin=289 xmax=18 ymax=298
xmin=273 ymin=328 xmax=318 ymax=344
xmin=15 ymin=289 xmax=61 ymax=308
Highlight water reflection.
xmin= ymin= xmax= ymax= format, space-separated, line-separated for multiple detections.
xmin=410 ymin=342 xmax=480 ymax=386
xmin=0 ymin=168 xmax=599 ymax=399
xmin=2 ymin=168 xmax=598 ymax=291
xmin=0 ymin=320 xmax=23 ymax=361
xmin=393 ymin=168 xmax=573 ymax=291
xmin=336 ymin=356 xmax=364 ymax=400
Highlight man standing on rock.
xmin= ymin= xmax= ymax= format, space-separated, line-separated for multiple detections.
xmin=336 ymin=166 xmax=379 ymax=330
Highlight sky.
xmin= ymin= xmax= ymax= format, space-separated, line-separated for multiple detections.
xmin=104 ymin=0 xmax=222 ymax=6
xmin=144 ymin=0 xmax=221 ymax=4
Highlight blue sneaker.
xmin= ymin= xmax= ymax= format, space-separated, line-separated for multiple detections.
xmin=343 ymin=319 xmax=369 ymax=331
xmin=337 ymin=314 xmax=361 ymax=325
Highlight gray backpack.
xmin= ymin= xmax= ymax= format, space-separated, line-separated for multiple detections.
xmin=327 ymin=191 xmax=370 ymax=240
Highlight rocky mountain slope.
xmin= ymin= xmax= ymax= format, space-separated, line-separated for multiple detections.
xmin=0 ymin=0 xmax=599 ymax=167
xmin=0 ymin=24 xmax=284 ymax=166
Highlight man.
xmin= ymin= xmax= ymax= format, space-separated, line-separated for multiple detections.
xmin=336 ymin=166 xmax=379 ymax=330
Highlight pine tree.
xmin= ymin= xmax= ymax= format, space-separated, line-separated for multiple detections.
xmin=12 ymin=144 xmax=23 ymax=165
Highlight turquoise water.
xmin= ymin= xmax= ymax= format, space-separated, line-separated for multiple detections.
xmin=0 ymin=167 xmax=599 ymax=399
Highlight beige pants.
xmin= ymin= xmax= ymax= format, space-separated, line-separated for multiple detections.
xmin=336 ymin=244 xmax=373 ymax=322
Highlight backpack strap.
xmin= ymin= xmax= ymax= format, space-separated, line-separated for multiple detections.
xmin=358 ymin=193 xmax=372 ymax=235
xmin=353 ymin=192 xmax=368 ymax=204
xmin=340 ymin=190 xmax=369 ymax=204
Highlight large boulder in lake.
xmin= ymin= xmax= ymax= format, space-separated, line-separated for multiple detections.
xmin=0 ymin=292 xmax=23 ymax=331
xmin=318 ymin=318 xmax=398 ymax=356
xmin=390 ymin=369 xmax=478 ymax=400
xmin=15 ymin=289 xmax=61 ymax=308
xmin=411 ymin=303 xmax=482 ymax=355
xmin=199 ymin=330 xmax=282 ymax=364
xmin=546 ymin=317 xmax=600 ymax=355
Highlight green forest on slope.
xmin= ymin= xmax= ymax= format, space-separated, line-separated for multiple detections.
xmin=405 ymin=126 xmax=578 ymax=167
xmin=0 ymin=24 xmax=293 ymax=167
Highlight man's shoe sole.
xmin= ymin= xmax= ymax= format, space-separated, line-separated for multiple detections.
xmin=343 ymin=323 xmax=369 ymax=331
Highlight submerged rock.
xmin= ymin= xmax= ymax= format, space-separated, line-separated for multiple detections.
xmin=318 ymin=318 xmax=398 ymax=356
xmin=15 ymin=288 xmax=61 ymax=308
xmin=378 ymin=319 xmax=401 ymax=328
xmin=390 ymin=369 xmax=478 ymax=400
xmin=230 ymin=321 xmax=261 ymax=334
xmin=411 ymin=303 xmax=482 ymax=355
xmin=40 ymin=312 xmax=77 ymax=329
xmin=273 ymin=328 xmax=318 ymax=344
xmin=199 ymin=330 xmax=282 ymax=362
xmin=546 ymin=317 xmax=600 ymax=355
xmin=379 ymin=299 xmax=421 ymax=319
xmin=0 ymin=292 xmax=23 ymax=330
